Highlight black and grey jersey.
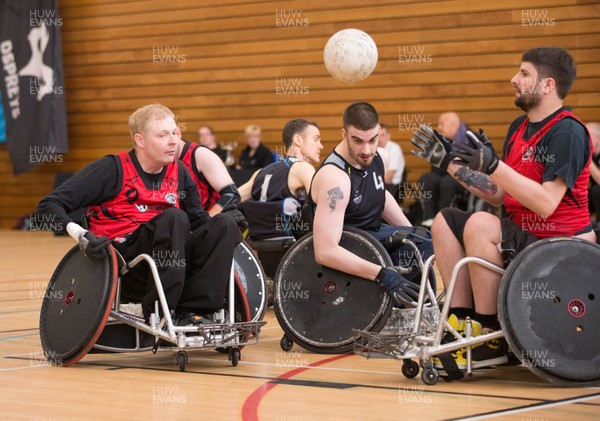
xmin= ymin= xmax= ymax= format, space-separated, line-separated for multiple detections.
xmin=311 ymin=150 xmax=386 ymax=231
xmin=251 ymin=157 xmax=305 ymax=202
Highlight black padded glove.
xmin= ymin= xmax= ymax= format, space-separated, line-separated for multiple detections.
xmin=221 ymin=204 xmax=248 ymax=230
xmin=78 ymin=231 xmax=110 ymax=260
xmin=452 ymin=129 xmax=500 ymax=175
xmin=410 ymin=124 xmax=453 ymax=170
xmin=375 ymin=267 xmax=420 ymax=308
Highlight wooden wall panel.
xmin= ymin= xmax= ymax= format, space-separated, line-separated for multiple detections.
xmin=1 ymin=0 xmax=599 ymax=227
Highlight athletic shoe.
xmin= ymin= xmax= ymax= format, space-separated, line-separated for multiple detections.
xmin=175 ymin=312 xmax=216 ymax=327
xmin=469 ymin=328 xmax=508 ymax=367
xmin=442 ymin=314 xmax=465 ymax=340
xmin=498 ymin=350 xmax=522 ymax=366
xmin=433 ymin=315 xmax=481 ymax=370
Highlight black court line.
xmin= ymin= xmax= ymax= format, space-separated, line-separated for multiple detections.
xmin=264 ymin=378 xmax=358 ymax=389
xmin=575 ymin=401 xmax=600 ymax=406
xmin=443 ymin=391 xmax=600 ymax=421
xmin=9 ymin=355 xmax=600 ymax=415
xmin=0 ymin=328 xmax=38 ymax=334
xmin=8 ymin=357 xmax=568 ymax=404
xmin=7 ymin=355 xmax=597 ymax=408
xmin=80 ymin=360 xmax=546 ymax=402
xmin=78 ymin=361 xmax=600 ymax=405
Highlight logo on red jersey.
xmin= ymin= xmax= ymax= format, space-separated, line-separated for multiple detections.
xmin=165 ymin=193 xmax=177 ymax=206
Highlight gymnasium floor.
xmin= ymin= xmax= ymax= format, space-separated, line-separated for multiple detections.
xmin=1 ymin=230 xmax=599 ymax=420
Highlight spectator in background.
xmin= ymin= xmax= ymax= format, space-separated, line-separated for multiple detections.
xmin=587 ymin=122 xmax=600 ymax=221
xmin=378 ymin=123 xmax=405 ymax=199
xmin=236 ymin=124 xmax=275 ymax=171
xmin=198 ymin=125 xmax=228 ymax=163
xmin=418 ymin=112 xmax=469 ymax=227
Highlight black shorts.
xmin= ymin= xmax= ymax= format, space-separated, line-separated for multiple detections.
xmin=440 ymin=208 xmax=540 ymax=266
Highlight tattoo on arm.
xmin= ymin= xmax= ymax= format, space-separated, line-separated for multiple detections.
xmin=455 ymin=166 xmax=497 ymax=195
xmin=327 ymin=187 xmax=344 ymax=212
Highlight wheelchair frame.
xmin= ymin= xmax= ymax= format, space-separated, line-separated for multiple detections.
xmin=355 ymin=235 xmax=600 ymax=387
xmin=117 ymin=251 xmax=267 ymax=370
xmin=272 ymin=227 xmax=439 ymax=354
xmin=354 ymin=250 xmax=505 ymax=385
xmin=42 ymin=245 xmax=266 ymax=372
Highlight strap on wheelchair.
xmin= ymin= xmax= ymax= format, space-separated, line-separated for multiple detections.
xmin=383 ymin=226 xmax=429 ymax=251
xmin=436 ymin=352 xmax=465 ymax=381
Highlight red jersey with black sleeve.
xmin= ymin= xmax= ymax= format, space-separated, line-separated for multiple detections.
xmin=87 ymin=151 xmax=181 ymax=240
xmin=503 ymin=108 xmax=591 ymax=237
xmin=37 ymin=150 xmax=210 ymax=240
xmin=179 ymin=141 xmax=219 ymax=211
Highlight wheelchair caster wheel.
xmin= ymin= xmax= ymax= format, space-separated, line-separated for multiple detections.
xmin=229 ymin=348 xmax=240 ymax=367
xmin=177 ymin=351 xmax=188 ymax=372
xmin=421 ymin=367 xmax=439 ymax=385
xmin=402 ymin=360 xmax=419 ymax=379
xmin=280 ymin=335 xmax=293 ymax=351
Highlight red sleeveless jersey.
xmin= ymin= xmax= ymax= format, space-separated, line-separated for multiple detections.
xmin=503 ymin=110 xmax=591 ymax=237
xmin=87 ymin=152 xmax=180 ymax=240
xmin=180 ymin=142 xmax=219 ymax=211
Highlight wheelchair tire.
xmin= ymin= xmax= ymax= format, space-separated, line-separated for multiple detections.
xmin=498 ymin=237 xmax=600 ymax=387
xmin=40 ymin=245 xmax=118 ymax=367
xmin=234 ymin=241 xmax=268 ymax=323
xmin=273 ymin=227 xmax=394 ymax=354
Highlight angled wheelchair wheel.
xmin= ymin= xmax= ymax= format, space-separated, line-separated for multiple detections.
xmin=232 ymin=270 xmax=253 ymax=329
xmin=216 ymin=270 xmax=253 ymax=354
xmin=273 ymin=227 xmax=393 ymax=354
xmin=39 ymin=245 xmax=118 ymax=366
xmin=234 ymin=241 xmax=267 ymax=322
xmin=498 ymin=237 xmax=600 ymax=387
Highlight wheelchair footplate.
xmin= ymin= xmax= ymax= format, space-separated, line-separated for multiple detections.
xmin=353 ymin=304 xmax=440 ymax=359
xmin=154 ymin=320 xmax=268 ymax=350
xmin=107 ymin=308 xmax=267 ymax=371
xmin=353 ymin=329 xmax=420 ymax=360
xmin=354 ymin=321 xmax=505 ymax=385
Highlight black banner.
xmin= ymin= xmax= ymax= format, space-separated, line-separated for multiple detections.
xmin=0 ymin=0 xmax=68 ymax=175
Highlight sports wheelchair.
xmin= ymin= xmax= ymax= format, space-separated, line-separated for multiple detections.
xmin=39 ymin=241 xmax=267 ymax=372
xmin=353 ymin=236 xmax=600 ymax=387
xmin=272 ymin=226 xmax=437 ymax=354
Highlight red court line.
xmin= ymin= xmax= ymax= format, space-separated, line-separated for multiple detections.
xmin=241 ymin=353 xmax=352 ymax=421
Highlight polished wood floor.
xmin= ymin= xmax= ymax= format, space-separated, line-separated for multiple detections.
xmin=1 ymin=230 xmax=599 ymax=420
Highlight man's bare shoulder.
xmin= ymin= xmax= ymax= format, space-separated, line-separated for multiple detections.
xmin=294 ymin=160 xmax=316 ymax=169
xmin=311 ymin=163 xmax=349 ymax=198
xmin=313 ymin=162 xmax=346 ymax=182
xmin=194 ymin=145 xmax=220 ymax=163
xmin=194 ymin=145 xmax=230 ymax=175
xmin=290 ymin=161 xmax=316 ymax=175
